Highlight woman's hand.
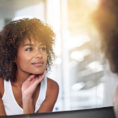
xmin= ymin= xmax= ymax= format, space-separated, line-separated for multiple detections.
xmin=22 ymin=70 xmax=46 ymax=114
xmin=22 ymin=70 xmax=46 ymax=99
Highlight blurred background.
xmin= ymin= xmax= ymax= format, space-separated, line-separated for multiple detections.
xmin=0 ymin=0 xmax=117 ymax=112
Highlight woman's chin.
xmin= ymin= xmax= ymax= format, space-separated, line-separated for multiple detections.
xmin=30 ymin=70 xmax=45 ymax=75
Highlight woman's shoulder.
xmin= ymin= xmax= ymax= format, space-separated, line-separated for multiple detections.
xmin=47 ymin=78 xmax=59 ymax=96
xmin=0 ymin=77 xmax=4 ymax=98
xmin=47 ymin=78 xmax=59 ymax=91
xmin=45 ymin=78 xmax=59 ymax=104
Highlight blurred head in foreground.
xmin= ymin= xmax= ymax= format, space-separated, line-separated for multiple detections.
xmin=92 ymin=0 xmax=118 ymax=73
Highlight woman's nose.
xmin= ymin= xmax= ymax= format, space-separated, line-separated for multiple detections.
xmin=35 ymin=49 xmax=43 ymax=59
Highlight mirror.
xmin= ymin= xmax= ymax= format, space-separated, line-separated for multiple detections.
xmin=0 ymin=0 xmax=117 ymax=115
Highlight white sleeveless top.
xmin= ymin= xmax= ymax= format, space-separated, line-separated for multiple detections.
xmin=2 ymin=76 xmax=47 ymax=115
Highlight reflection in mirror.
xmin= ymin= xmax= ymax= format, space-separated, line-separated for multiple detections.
xmin=0 ymin=0 xmax=117 ymax=116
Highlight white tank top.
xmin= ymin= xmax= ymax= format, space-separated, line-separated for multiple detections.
xmin=2 ymin=76 xmax=47 ymax=115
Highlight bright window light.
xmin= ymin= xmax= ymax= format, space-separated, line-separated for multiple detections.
xmin=87 ymin=0 xmax=99 ymax=10
xmin=87 ymin=61 xmax=103 ymax=72
xmin=72 ymin=82 xmax=85 ymax=91
xmin=71 ymin=49 xmax=90 ymax=62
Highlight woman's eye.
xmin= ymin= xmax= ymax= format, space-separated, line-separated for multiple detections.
xmin=40 ymin=47 xmax=46 ymax=51
xmin=25 ymin=47 xmax=33 ymax=51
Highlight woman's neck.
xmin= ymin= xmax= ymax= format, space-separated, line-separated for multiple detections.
xmin=14 ymin=70 xmax=30 ymax=88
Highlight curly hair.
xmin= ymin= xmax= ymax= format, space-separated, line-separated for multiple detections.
xmin=91 ymin=0 xmax=118 ymax=73
xmin=0 ymin=18 xmax=55 ymax=82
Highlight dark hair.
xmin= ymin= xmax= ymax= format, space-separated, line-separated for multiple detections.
xmin=0 ymin=18 xmax=55 ymax=82
xmin=91 ymin=0 xmax=118 ymax=73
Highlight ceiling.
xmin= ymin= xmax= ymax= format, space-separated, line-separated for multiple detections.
xmin=0 ymin=0 xmax=44 ymax=18
xmin=0 ymin=0 xmax=43 ymax=9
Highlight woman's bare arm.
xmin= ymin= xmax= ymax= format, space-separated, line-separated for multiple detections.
xmin=0 ymin=78 xmax=6 ymax=116
xmin=37 ymin=79 xmax=59 ymax=113
xmin=0 ymin=98 xmax=6 ymax=116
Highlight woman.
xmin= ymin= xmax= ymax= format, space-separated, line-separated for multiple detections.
xmin=0 ymin=18 xmax=59 ymax=116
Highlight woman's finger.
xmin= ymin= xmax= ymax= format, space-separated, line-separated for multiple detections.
xmin=28 ymin=75 xmax=35 ymax=81
xmin=34 ymin=71 xmax=46 ymax=84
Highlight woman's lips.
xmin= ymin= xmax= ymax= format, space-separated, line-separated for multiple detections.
xmin=32 ymin=62 xmax=44 ymax=66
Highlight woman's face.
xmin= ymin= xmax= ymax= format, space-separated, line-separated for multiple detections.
xmin=15 ymin=37 xmax=47 ymax=75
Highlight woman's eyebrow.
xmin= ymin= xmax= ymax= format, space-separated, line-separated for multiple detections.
xmin=23 ymin=43 xmax=46 ymax=47
xmin=39 ymin=43 xmax=46 ymax=46
xmin=23 ymin=44 xmax=34 ymax=46
xmin=40 ymin=44 xmax=46 ymax=46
